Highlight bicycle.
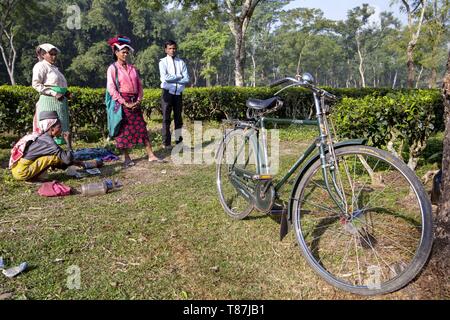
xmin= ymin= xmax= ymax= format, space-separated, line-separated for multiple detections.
xmin=215 ymin=73 xmax=433 ymax=295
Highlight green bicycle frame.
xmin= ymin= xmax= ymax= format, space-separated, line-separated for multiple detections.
xmin=258 ymin=117 xmax=318 ymax=193
xmin=231 ymin=92 xmax=366 ymax=216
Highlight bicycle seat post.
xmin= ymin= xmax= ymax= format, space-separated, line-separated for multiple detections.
xmin=259 ymin=117 xmax=270 ymax=175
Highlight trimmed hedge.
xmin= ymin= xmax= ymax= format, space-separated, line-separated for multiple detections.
xmin=1 ymin=85 xmax=434 ymax=134
xmin=332 ymin=89 xmax=443 ymax=169
xmin=0 ymin=86 xmax=443 ymax=169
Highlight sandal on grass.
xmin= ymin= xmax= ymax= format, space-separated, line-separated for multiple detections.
xmin=148 ymin=157 xmax=167 ymax=163
xmin=123 ymin=160 xmax=135 ymax=168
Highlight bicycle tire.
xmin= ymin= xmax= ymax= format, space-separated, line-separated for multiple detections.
xmin=292 ymin=145 xmax=433 ymax=295
xmin=216 ymin=128 xmax=257 ymax=219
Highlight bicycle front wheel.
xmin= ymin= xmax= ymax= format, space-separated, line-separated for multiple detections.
xmin=292 ymin=145 xmax=433 ymax=295
xmin=216 ymin=128 xmax=258 ymax=219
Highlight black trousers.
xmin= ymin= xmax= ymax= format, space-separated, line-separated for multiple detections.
xmin=161 ymin=89 xmax=183 ymax=146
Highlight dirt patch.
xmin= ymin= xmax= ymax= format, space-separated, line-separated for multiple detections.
xmin=118 ymin=158 xmax=194 ymax=186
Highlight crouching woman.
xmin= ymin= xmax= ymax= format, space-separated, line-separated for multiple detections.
xmin=9 ymin=111 xmax=81 ymax=181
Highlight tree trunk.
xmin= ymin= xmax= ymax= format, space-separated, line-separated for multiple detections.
xmin=251 ymin=53 xmax=256 ymax=87
xmin=296 ymin=36 xmax=310 ymax=76
xmin=296 ymin=51 xmax=303 ymax=76
xmin=437 ymin=50 xmax=450 ymax=245
xmin=226 ymin=0 xmax=260 ymax=87
xmin=416 ymin=50 xmax=450 ymax=298
xmin=192 ymin=65 xmax=198 ymax=87
xmin=373 ymin=66 xmax=376 ymax=87
xmin=0 ymin=28 xmax=17 ymax=86
xmin=346 ymin=59 xmax=352 ymax=88
xmin=406 ymin=42 xmax=416 ymax=88
xmin=356 ymin=35 xmax=366 ymax=88
xmin=415 ymin=65 xmax=424 ymax=88
xmin=429 ymin=68 xmax=437 ymax=88
xmin=391 ymin=71 xmax=398 ymax=89
xmin=205 ymin=61 xmax=211 ymax=87
xmin=0 ymin=1 xmax=17 ymax=85
xmin=431 ymin=49 xmax=450 ymax=295
xmin=404 ymin=0 xmax=426 ymax=89
xmin=232 ymin=25 xmax=245 ymax=87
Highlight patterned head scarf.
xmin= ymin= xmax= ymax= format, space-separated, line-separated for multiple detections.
xmin=38 ymin=118 xmax=59 ymax=133
xmin=38 ymin=111 xmax=60 ymax=132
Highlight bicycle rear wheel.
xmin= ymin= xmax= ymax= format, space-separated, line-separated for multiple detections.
xmin=292 ymin=145 xmax=433 ymax=295
xmin=216 ymin=128 xmax=258 ymax=219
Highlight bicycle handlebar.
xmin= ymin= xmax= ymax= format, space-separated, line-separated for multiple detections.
xmin=269 ymin=77 xmax=299 ymax=87
xmin=270 ymin=77 xmax=337 ymax=101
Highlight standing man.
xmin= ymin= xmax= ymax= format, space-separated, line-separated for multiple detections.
xmin=159 ymin=40 xmax=189 ymax=149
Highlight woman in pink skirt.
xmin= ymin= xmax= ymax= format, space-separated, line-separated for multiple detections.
xmin=106 ymin=36 xmax=163 ymax=167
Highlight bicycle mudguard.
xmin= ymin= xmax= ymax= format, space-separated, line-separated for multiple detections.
xmin=280 ymin=138 xmax=367 ymax=241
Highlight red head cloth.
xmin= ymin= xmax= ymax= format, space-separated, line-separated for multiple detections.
xmin=107 ymin=35 xmax=134 ymax=52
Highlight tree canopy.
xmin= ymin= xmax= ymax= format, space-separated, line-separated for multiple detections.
xmin=0 ymin=0 xmax=448 ymax=88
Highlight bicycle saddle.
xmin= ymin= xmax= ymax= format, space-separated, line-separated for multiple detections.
xmin=246 ymin=97 xmax=280 ymax=110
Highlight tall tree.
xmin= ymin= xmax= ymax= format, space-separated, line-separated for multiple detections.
xmin=419 ymin=0 xmax=449 ymax=88
xmin=179 ymin=0 xmax=265 ymax=86
xmin=245 ymin=0 xmax=289 ymax=86
xmin=67 ymin=0 xmax=167 ymax=87
xmin=0 ymin=0 xmax=20 ymax=85
xmin=182 ymin=21 xmax=229 ymax=87
xmin=418 ymin=49 xmax=450 ymax=298
xmin=225 ymin=0 xmax=262 ymax=86
xmin=343 ymin=4 xmax=376 ymax=88
xmin=435 ymin=48 xmax=450 ymax=292
xmin=278 ymin=7 xmax=330 ymax=77
xmin=365 ymin=12 xmax=402 ymax=88
xmin=393 ymin=0 xmax=427 ymax=88
xmin=0 ymin=0 xmax=41 ymax=85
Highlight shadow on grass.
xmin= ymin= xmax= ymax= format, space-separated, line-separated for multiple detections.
xmin=45 ymin=159 xmax=124 ymax=184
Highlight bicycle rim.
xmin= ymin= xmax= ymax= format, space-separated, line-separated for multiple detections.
xmin=216 ymin=129 xmax=256 ymax=219
xmin=292 ymin=146 xmax=433 ymax=295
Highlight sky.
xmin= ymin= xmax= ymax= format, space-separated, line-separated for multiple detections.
xmin=285 ymin=0 xmax=408 ymax=25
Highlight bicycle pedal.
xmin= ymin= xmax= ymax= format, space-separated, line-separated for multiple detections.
xmin=252 ymin=174 xmax=273 ymax=181
xmin=270 ymin=203 xmax=286 ymax=215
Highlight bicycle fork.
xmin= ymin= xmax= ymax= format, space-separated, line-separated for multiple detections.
xmin=314 ymin=93 xmax=349 ymax=218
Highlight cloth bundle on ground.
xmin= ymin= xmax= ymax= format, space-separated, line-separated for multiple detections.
xmin=38 ymin=180 xmax=71 ymax=197
xmin=73 ymin=148 xmax=119 ymax=162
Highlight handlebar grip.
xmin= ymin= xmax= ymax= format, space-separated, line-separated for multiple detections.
xmin=324 ymin=91 xmax=337 ymax=101
xmin=270 ymin=78 xmax=291 ymax=87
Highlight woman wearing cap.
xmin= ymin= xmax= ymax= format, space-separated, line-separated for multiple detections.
xmin=106 ymin=36 xmax=163 ymax=167
xmin=32 ymin=43 xmax=72 ymax=150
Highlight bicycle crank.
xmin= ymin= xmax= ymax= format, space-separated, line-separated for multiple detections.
xmin=254 ymin=181 xmax=275 ymax=213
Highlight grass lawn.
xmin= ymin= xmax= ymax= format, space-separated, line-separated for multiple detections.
xmin=0 ymin=117 xmax=445 ymax=300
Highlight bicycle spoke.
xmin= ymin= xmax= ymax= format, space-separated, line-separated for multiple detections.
xmin=353 ymin=217 xmax=417 ymax=257
xmin=357 ymin=229 xmax=398 ymax=277
xmin=337 ymin=235 xmax=354 ymax=278
xmin=304 ymin=223 xmax=350 ymax=244
xmin=292 ymin=146 xmax=431 ymax=294
xmin=301 ymin=199 xmax=342 ymax=217
xmin=314 ymin=230 xmax=350 ymax=267
xmin=341 ymin=154 xmax=357 ymax=210
xmin=354 ymin=213 xmax=421 ymax=242
xmin=217 ymin=129 xmax=256 ymax=219
xmin=353 ymin=156 xmax=382 ymax=204
xmin=353 ymin=235 xmax=363 ymax=285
